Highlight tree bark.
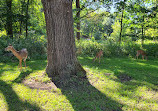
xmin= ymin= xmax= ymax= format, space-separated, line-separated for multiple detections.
xmin=25 ymin=0 xmax=29 ymax=38
xmin=76 ymin=0 xmax=80 ymax=40
xmin=119 ymin=10 xmax=123 ymax=43
xmin=41 ymin=0 xmax=86 ymax=84
xmin=6 ymin=0 xmax=13 ymax=39
xmin=141 ymin=25 xmax=144 ymax=45
xmin=19 ymin=0 xmax=26 ymax=37
xmin=141 ymin=15 xmax=145 ymax=46
xmin=119 ymin=0 xmax=125 ymax=43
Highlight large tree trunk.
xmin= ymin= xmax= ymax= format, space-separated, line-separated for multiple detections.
xmin=42 ymin=0 xmax=86 ymax=84
xmin=6 ymin=0 xmax=13 ymax=39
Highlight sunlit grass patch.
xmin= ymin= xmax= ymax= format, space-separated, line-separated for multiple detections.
xmin=12 ymin=83 xmax=73 ymax=111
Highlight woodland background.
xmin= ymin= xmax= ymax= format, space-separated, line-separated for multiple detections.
xmin=0 ymin=0 xmax=158 ymax=61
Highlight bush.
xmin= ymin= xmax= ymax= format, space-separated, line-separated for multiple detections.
xmin=76 ymin=38 xmax=103 ymax=56
xmin=76 ymin=38 xmax=158 ymax=58
xmin=143 ymin=43 xmax=158 ymax=58
xmin=0 ymin=35 xmax=47 ymax=62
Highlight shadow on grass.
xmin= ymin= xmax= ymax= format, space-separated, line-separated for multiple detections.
xmin=13 ymin=70 xmax=33 ymax=83
xmin=0 ymin=61 xmax=45 ymax=111
xmin=54 ymin=74 xmax=123 ymax=111
xmin=0 ymin=63 xmax=16 ymax=76
xmin=0 ymin=80 xmax=41 ymax=111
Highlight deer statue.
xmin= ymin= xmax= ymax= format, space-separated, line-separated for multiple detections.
xmin=136 ymin=50 xmax=147 ymax=60
xmin=93 ymin=50 xmax=103 ymax=63
xmin=5 ymin=44 xmax=28 ymax=70
xmin=76 ymin=47 xmax=82 ymax=55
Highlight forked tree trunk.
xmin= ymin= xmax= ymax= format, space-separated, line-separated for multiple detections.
xmin=41 ymin=0 xmax=85 ymax=84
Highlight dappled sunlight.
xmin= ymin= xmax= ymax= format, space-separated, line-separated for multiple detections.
xmin=12 ymin=83 xmax=74 ymax=111
xmin=0 ymin=58 xmax=158 ymax=110
xmin=79 ymin=57 xmax=158 ymax=110
xmin=81 ymin=56 xmax=158 ymax=85
xmin=86 ymin=68 xmax=158 ymax=110
xmin=0 ymin=71 xmax=20 ymax=82
xmin=0 ymin=60 xmax=75 ymax=111
xmin=0 ymin=80 xmax=41 ymax=110
xmin=0 ymin=63 xmax=20 ymax=82
xmin=135 ymin=86 xmax=158 ymax=102
xmin=0 ymin=92 xmax=8 ymax=111
xmin=137 ymin=62 xmax=147 ymax=66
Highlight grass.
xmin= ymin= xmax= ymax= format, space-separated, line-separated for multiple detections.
xmin=0 ymin=57 xmax=158 ymax=111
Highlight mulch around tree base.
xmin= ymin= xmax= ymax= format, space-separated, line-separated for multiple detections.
xmin=23 ymin=79 xmax=58 ymax=91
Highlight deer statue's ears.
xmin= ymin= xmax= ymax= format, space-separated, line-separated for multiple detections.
xmin=8 ymin=43 xmax=12 ymax=46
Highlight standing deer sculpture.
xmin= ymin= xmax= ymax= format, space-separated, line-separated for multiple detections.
xmin=93 ymin=50 xmax=103 ymax=63
xmin=136 ymin=50 xmax=147 ymax=60
xmin=5 ymin=44 xmax=28 ymax=70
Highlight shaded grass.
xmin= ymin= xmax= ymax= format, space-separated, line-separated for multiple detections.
xmin=0 ymin=57 xmax=158 ymax=111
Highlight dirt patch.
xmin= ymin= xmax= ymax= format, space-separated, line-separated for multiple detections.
xmin=23 ymin=79 xmax=58 ymax=91
xmin=104 ymin=73 xmax=112 ymax=76
xmin=117 ymin=73 xmax=132 ymax=82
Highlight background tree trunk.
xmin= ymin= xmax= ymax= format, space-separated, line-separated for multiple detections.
xmin=42 ymin=0 xmax=86 ymax=84
xmin=76 ymin=0 xmax=80 ymax=40
xmin=141 ymin=15 xmax=145 ymax=46
xmin=6 ymin=0 xmax=13 ymax=39
xmin=119 ymin=10 xmax=123 ymax=43
xmin=19 ymin=0 xmax=26 ymax=37
xmin=119 ymin=0 xmax=125 ymax=43
xmin=25 ymin=0 xmax=29 ymax=38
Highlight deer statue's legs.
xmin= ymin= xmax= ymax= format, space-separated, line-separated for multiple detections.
xmin=93 ymin=57 xmax=96 ymax=62
xmin=23 ymin=56 xmax=27 ymax=69
xmin=18 ymin=62 xmax=20 ymax=68
xmin=19 ymin=59 xmax=22 ymax=70
xmin=99 ymin=56 xmax=101 ymax=63
xmin=136 ymin=54 xmax=139 ymax=59
xmin=24 ymin=61 xmax=26 ymax=68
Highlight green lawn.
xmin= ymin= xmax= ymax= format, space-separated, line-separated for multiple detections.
xmin=0 ymin=57 xmax=158 ymax=111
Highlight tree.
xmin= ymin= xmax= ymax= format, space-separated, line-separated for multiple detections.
xmin=127 ymin=0 xmax=151 ymax=44
xmin=76 ymin=0 xmax=81 ymax=40
xmin=41 ymin=0 xmax=86 ymax=84
xmin=25 ymin=0 xmax=30 ymax=38
xmin=118 ymin=0 xmax=126 ymax=43
xmin=81 ymin=12 xmax=113 ymax=40
xmin=6 ymin=0 xmax=13 ymax=39
xmin=19 ymin=0 xmax=26 ymax=36
xmin=114 ymin=0 xmax=127 ymax=43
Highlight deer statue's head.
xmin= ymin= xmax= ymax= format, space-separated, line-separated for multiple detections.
xmin=5 ymin=44 xmax=13 ymax=51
